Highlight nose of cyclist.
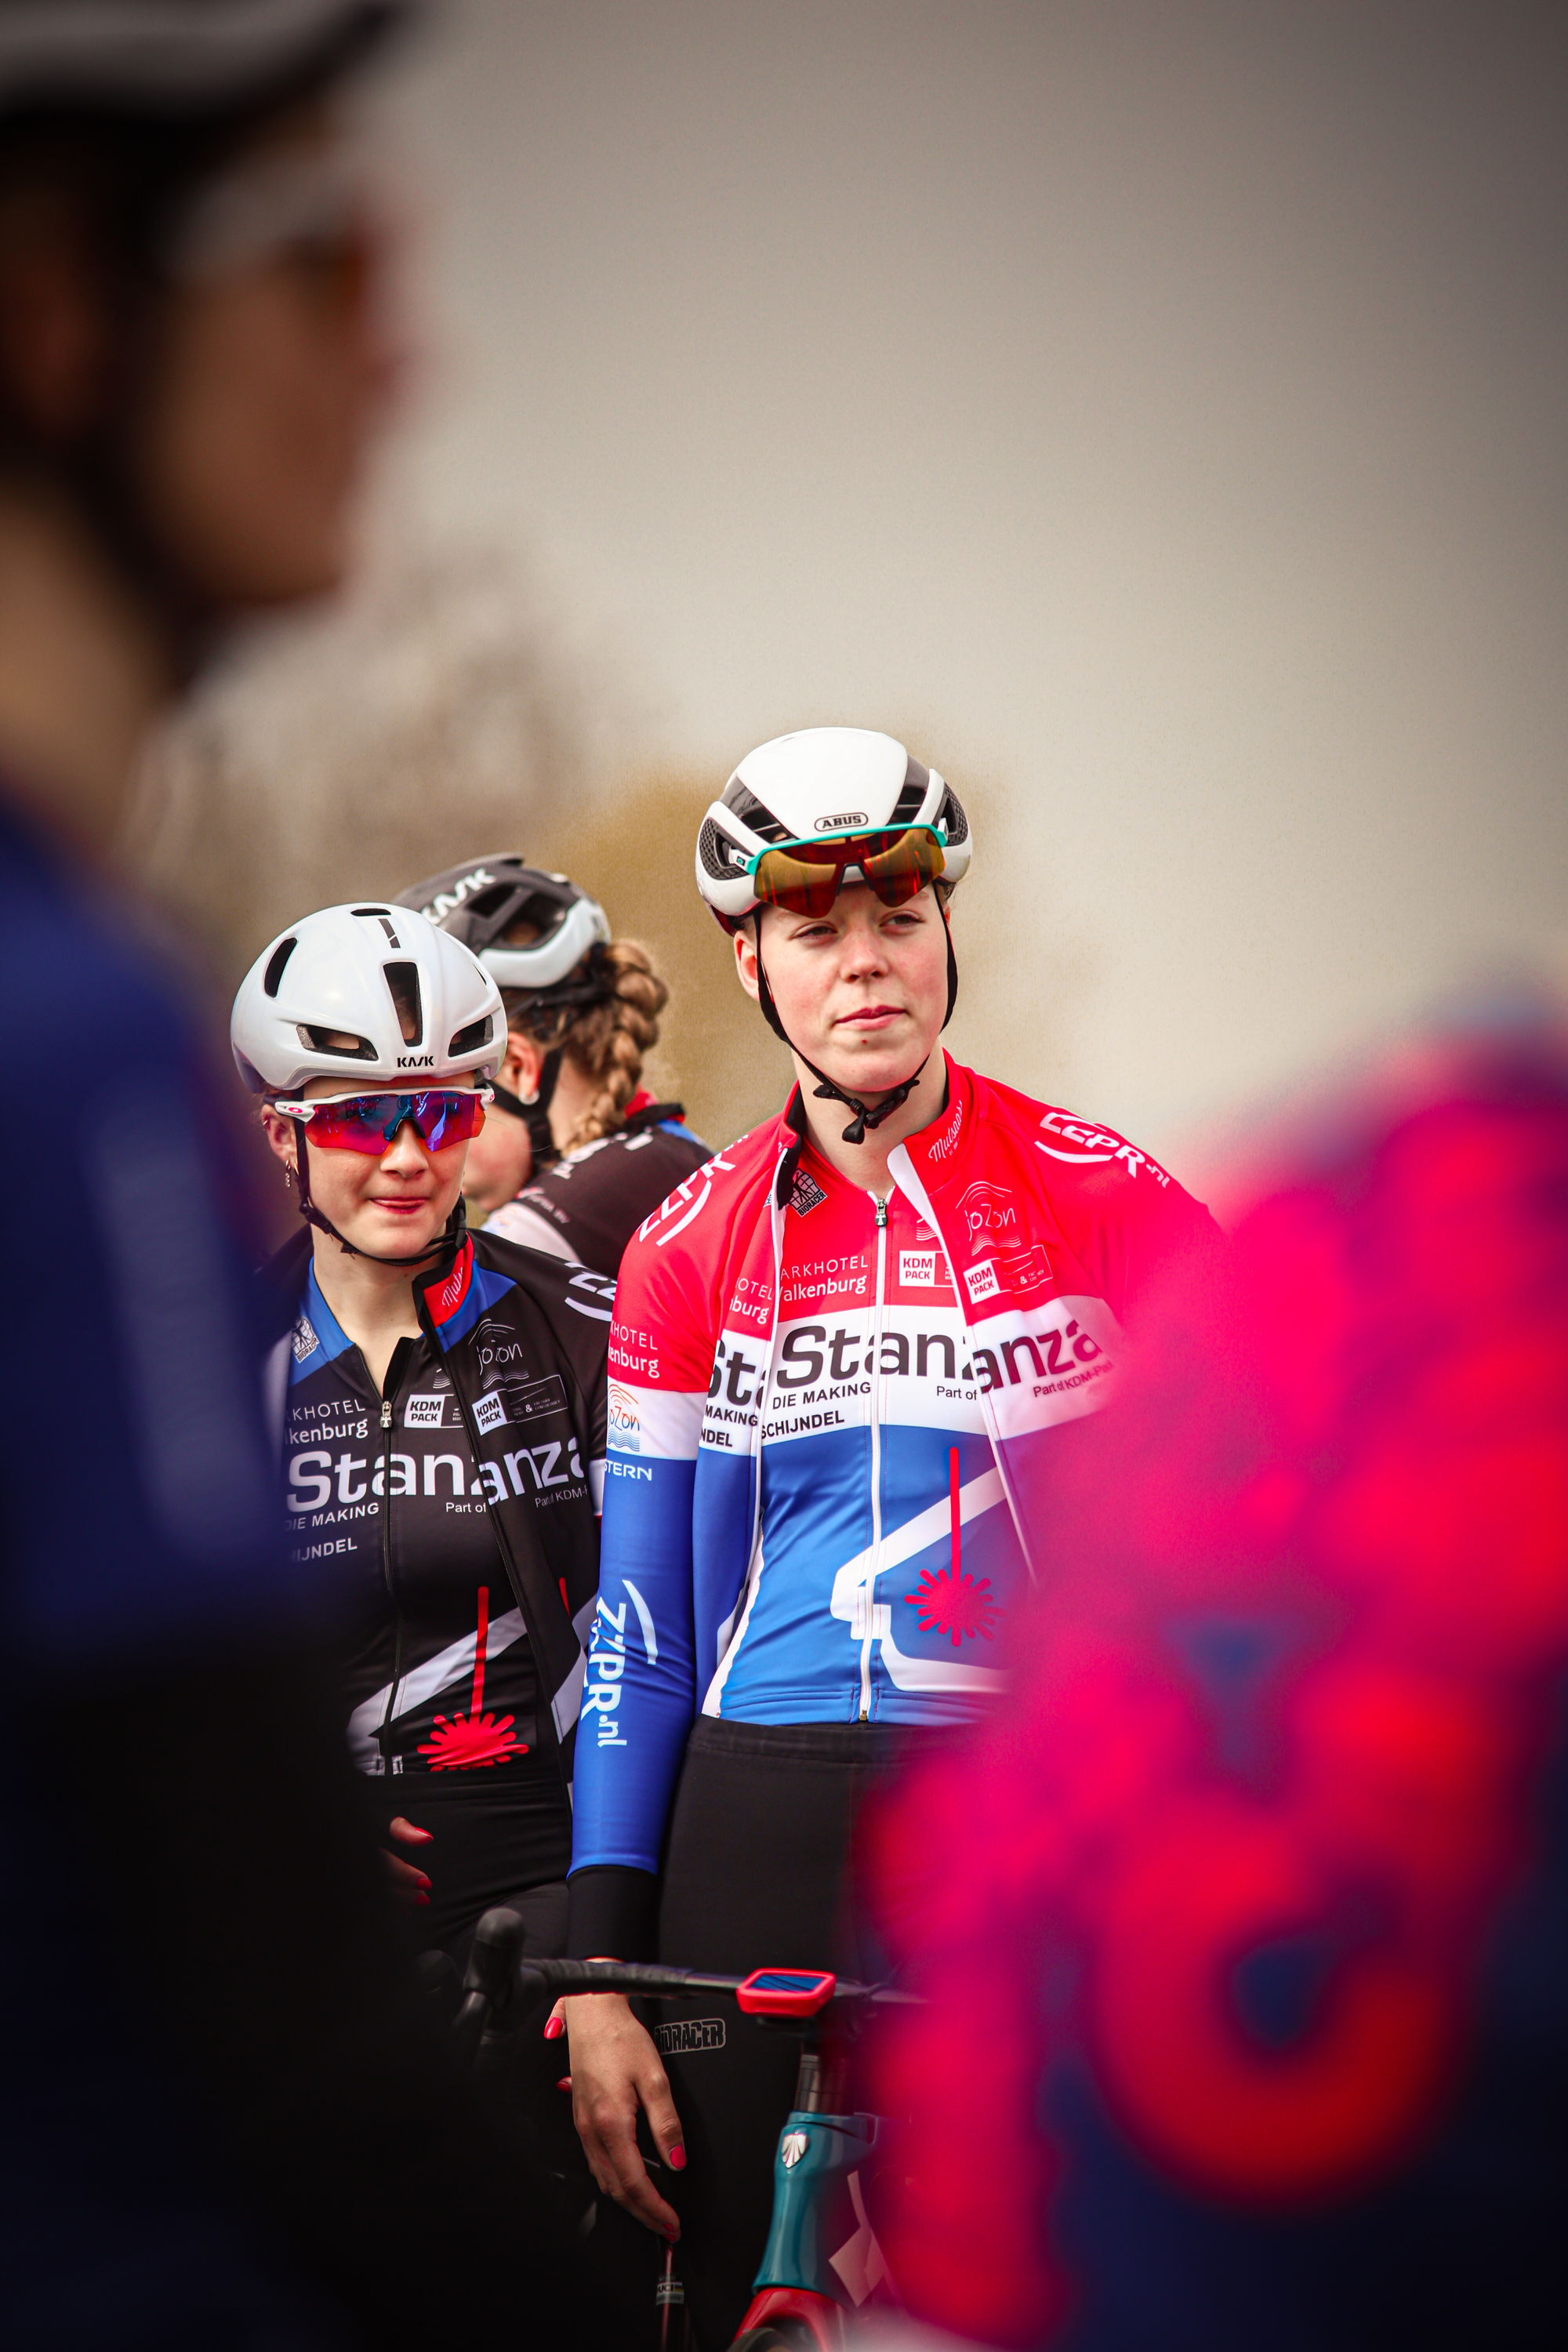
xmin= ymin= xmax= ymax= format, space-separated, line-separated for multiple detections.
xmin=376 ymin=1115 xmax=441 ymax=1178
xmin=836 ymin=902 xmax=893 ymax=981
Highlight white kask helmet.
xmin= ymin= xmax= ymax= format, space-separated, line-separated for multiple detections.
xmin=231 ymin=902 xmax=504 ymax=1097
xmin=695 ymin=727 xmax=972 ymax=932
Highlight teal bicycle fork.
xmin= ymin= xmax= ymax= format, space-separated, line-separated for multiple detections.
xmin=727 ymin=2038 xmax=896 ymax=2349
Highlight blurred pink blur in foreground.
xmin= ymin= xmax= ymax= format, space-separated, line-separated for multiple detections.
xmin=867 ymin=1004 xmax=1568 ymax=2346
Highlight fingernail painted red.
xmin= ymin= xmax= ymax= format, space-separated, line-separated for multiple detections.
xmin=555 ymin=2076 xmax=572 ymax=2092
xmin=667 ymin=2144 xmax=686 ymax=2171
xmin=543 ymin=2015 xmax=564 ymax=2040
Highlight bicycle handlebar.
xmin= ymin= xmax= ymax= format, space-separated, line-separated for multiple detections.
xmin=514 ymin=1954 xmax=920 ymax=2019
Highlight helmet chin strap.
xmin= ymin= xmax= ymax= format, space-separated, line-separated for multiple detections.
xmin=488 ymin=1049 xmax=564 ymax=1171
xmin=292 ymin=1124 xmax=466 ymax=1269
xmin=752 ymin=909 xmax=958 ymax=1148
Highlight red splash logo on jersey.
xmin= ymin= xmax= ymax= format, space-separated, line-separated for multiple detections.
xmin=419 ymin=1586 xmax=526 ymax=1770
xmin=906 ymin=1450 xmax=1003 ymax=1645
xmin=905 ymin=1563 xmax=1002 ymax=1646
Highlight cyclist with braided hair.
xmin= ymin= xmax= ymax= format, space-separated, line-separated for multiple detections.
xmin=400 ymin=857 xmax=710 ymax=1277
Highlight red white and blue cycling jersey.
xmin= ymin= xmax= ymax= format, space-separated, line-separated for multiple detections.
xmin=569 ymin=1054 xmax=1221 ymax=1881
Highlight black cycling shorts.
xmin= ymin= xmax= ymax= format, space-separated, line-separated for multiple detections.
xmin=651 ymin=1716 xmax=951 ymax=2350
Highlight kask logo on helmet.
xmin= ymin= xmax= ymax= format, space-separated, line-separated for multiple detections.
xmin=419 ymin=867 xmax=496 ymax=922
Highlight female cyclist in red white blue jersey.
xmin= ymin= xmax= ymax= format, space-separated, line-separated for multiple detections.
xmin=560 ymin=728 xmax=1223 ymax=2345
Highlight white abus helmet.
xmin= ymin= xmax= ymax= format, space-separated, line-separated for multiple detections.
xmin=231 ymin=902 xmax=504 ymax=1097
xmin=695 ymin=727 xmax=972 ymax=931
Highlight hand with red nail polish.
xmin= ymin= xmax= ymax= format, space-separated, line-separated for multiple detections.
xmin=562 ymin=1969 xmax=684 ymax=2239
xmin=382 ymin=1815 xmax=434 ymax=1907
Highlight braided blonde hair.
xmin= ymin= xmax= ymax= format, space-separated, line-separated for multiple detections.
xmin=503 ymin=938 xmax=669 ymax=1154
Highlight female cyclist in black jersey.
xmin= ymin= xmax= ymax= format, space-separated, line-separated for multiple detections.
xmin=233 ymin=898 xmax=612 ymax=1953
xmin=231 ymin=903 xmax=674 ymax=2329
xmin=397 ymin=857 xmax=710 ymax=1276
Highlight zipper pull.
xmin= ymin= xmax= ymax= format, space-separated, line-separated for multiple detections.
xmin=873 ymin=1196 xmax=888 ymax=1229
xmin=380 ymin=1397 xmax=393 ymax=1431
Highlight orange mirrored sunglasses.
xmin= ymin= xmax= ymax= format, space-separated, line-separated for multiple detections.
xmin=750 ymin=827 xmax=946 ymax=919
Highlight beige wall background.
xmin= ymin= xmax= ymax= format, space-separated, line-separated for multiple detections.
xmin=133 ymin=1 xmax=1568 ymax=1185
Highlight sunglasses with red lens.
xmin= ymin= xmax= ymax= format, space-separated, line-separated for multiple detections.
xmin=274 ymin=1087 xmax=491 ymax=1156
xmin=750 ymin=826 xmax=946 ymax=920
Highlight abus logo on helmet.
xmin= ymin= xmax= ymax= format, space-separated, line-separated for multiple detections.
xmin=815 ymin=811 xmax=867 ymax=831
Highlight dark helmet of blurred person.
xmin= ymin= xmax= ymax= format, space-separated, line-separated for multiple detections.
xmin=397 ymin=855 xmax=674 ymax=1200
xmin=0 ymin=0 xmax=407 ymax=853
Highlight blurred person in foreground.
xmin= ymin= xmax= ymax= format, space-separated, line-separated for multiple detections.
xmin=862 ymin=1003 xmax=1568 ymax=2349
xmin=0 ymin=4 xmax=575 ymax=2343
xmin=400 ymin=855 xmax=710 ymax=1274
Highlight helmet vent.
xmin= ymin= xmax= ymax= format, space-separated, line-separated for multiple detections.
xmin=464 ymin=884 xmax=517 ymax=922
xmin=940 ymin=788 xmax=969 ymax=847
xmin=262 ymin=936 xmax=297 ymax=997
xmin=448 ymin=1014 xmax=495 ymax=1058
xmin=383 ymin=962 xmax=423 ymax=1046
xmin=720 ymin=780 xmax=789 ymax=842
xmin=891 ymin=758 xmax=931 ymax=827
xmin=352 ymin=906 xmax=390 ymax=917
xmin=297 ymin=1025 xmax=376 ymax=1061
xmin=699 ymin=815 xmax=746 ymax=881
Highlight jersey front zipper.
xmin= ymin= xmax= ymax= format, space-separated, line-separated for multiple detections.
xmin=377 ymin=1338 xmax=415 ymax=1771
xmin=857 ymin=1191 xmax=891 ymax=1721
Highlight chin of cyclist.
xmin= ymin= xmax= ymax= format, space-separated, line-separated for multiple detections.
xmin=558 ymin=727 xmax=1225 ymax=2343
xmin=399 ymin=855 xmax=711 ymax=1276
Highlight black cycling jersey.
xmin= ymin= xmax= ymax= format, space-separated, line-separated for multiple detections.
xmin=289 ymin=1309 xmax=554 ymax=1779
xmin=268 ymin=1222 xmax=612 ymax=1798
xmin=485 ymin=1098 xmax=711 ymax=1277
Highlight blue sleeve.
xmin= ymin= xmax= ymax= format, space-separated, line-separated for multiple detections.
xmin=0 ymin=895 xmax=299 ymax=1676
xmin=572 ymin=1441 xmax=701 ymax=1874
